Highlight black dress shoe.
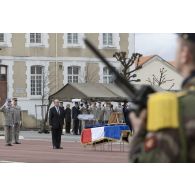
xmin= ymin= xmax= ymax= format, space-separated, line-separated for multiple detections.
xmin=14 ymin=142 xmax=21 ymax=144
xmin=6 ymin=144 xmax=13 ymax=146
xmin=57 ymin=147 xmax=63 ymax=149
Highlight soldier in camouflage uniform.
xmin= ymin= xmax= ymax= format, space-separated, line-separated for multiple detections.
xmin=0 ymin=98 xmax=14 ymax=146
xmin=129 ymin=33 xmax=195 ymax=163
xmin=12 ymin=98 xmax=22 ymax=144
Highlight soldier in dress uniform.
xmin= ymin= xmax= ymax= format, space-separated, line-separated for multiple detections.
xmin=129 ymin=33 xmax=195 ymax=163
xmin=72 ymin=102 xmax=80 ymax=135
xmin=103 ymin=102 xmax=112 ymax=124
xmin=65 ymin=104 xmax=71 ymax=134
xmin=115 ymin=102 xmax=123 ymax=123
xmin=96 ymin=102 xmax=103 ymax=123
xmin=91 ymin=102 xmax=98 ymax=121
xmin=12 ymin=98 xmax=22 ymax=144
xmin=0 ymin=98 xmax=14 ymax=146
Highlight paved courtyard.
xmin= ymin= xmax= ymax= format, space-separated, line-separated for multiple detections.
xmin=0 ymin=131 xmax=129 ymax=163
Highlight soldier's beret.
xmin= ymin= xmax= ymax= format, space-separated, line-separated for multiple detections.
xmin=178 ymin=33 xmax=195 ymax=43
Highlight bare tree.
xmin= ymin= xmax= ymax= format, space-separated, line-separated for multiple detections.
xmin=113 ymin=52 xmax=142 ymax=82
xmin=39 ymin=68 xmax=50 ymax=133
xmin=146 ymin=67 xmax=175 ymax=90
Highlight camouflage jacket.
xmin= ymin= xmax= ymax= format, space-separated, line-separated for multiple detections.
xmin=13 ymin=105 xmax=21 ymax=124
xmin=0 ymin=105 xmax=14 ymax=126
xmin=129 ymin=74 xmax=195 ymax=163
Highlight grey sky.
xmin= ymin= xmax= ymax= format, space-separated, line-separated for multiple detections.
xmin=135 ymin=33 xmax=177 ymax=61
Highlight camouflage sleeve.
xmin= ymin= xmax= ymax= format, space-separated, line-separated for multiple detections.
xmin=129 ymin=129 xmax=180 ymax=163
xmin=129 ymin=127 xmax=147 ymax=163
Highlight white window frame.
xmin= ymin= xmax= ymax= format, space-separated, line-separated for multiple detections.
xmin=63 ymin=33 xmax=85 ymax=48
xmin=0 ymin=33 xmax=12 ymax=47
xmin=26 ymin=61 xmax=49 ymax=99
xmin=67 ymin=66 xmax=80 ymax=83
xmin=103 ymin=33 xmax=113 ymax=46
xmin=63 ymin=61 xmax=86 ymax=84
xmin=30 ymin=33 xmax=42 ymax=44
xmin=103 ymin=67 xmax=113 ymax=84
xmin=98 ymin=33 xmax=120 ymax=49
xmin=25 ymin=33 xmax=49 ymax=48
xmin=67 ymin=33 xmax=79 ymax=45
xmin=30 ymin=65 xmax=44 ymax=96
xmin=99 ymin=62 xmax=120 ymax=83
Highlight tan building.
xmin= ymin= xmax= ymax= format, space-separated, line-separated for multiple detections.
xmin=0 ymin=33 xmax=134 ymax=118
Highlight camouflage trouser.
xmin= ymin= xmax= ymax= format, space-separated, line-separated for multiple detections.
xmin=13 ymin=123 xmax=20 ymax=143
xmin=4 ymin=125 xmax=13 ymax=144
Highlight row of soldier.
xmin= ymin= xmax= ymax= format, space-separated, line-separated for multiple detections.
xmin=0 ymin=98 xmax=22 ymax=146
xmin=59 ymin=101 xmax=131 ymax=135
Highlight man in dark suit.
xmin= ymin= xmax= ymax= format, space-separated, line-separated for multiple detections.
xmin=72 ymin=102 xmax=80 ymax=135
xmin=49 ymin=99 xmax=65 ymax=149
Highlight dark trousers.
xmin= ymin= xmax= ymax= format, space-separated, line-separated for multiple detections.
xmin=65 ymin=120 xmax=71 ymax=133
xmin=73 ymin=119 xmax=79 ymax=135
xmin=52 ymin=128 xmax=62 ymax=148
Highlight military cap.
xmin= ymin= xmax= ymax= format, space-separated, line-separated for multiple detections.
xmin=178 ymin=33 xmax=195 ymax=43
xmin=12 ymin=97 xmax=18 ymax=101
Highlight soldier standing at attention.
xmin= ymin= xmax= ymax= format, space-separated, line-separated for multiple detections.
xmin=96 ymin=102 xmax=103 ymax=123
xmin=129 ymin=33 xmax=195 ymax=163
xmin=12 ymin=98 xmax=22 ymax=144
xmin=72 ymin=102 xmax=80 ymax=135
xmin=0 ymin=98 xmax=14 ymax=146
xmin=103 ymin=102 xmax=111 ymax=124
xmin=65 ymin=104 xmax=71 ymax=134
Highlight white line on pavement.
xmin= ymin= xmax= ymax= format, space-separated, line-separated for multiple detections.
xmin=0 ymin=160 xmax=25 ymax=163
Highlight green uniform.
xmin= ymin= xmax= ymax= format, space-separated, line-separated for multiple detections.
xmin=0 ymin=105 xmax=14 ymax=145
xmin=13 ymin=105 xmax=21 ymax=143
xmin=129 ymin=73 xmax=195 ymax=163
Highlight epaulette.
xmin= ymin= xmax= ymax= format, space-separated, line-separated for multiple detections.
xmin=147 ymin=92 xmax=179 ymax=132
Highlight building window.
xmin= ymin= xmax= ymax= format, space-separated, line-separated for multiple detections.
xmin=0 ymin=34 xmax=4 ymax=42
xmin=30 ymin=33 xmax=42 ymax=43
xmin=30 ymin=65 xmax=43 ymax=96
xmin=67 ymin=33 xmax=78 ymax=44
xmin=25 ymin=33 xmax=49 ymax=47
xmin=63 ymin=33 xmax=85 ymax=48
xmin=103 ymin=33 xmax=113 ymax=46
xmin=98 ymin=33 xmax=120 ymax=49
xmin=103 ymin=67 xmax=113 ymax=84
xmin=67 ymin=66 xmax=80 ymax=83
xmin=0 ymin=33 xmax=12 ymax=47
